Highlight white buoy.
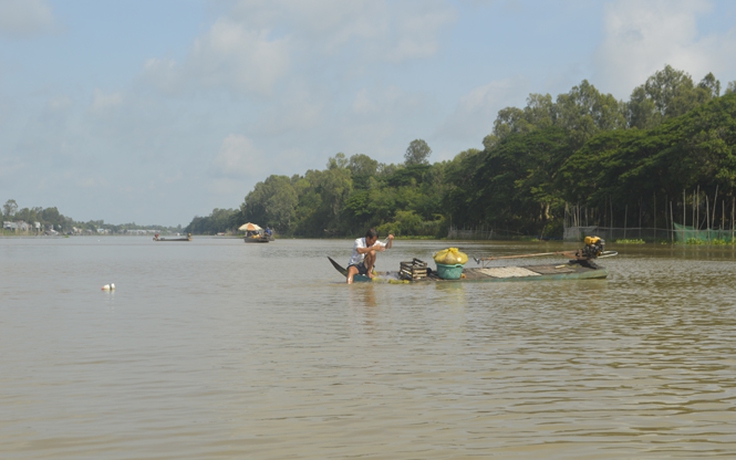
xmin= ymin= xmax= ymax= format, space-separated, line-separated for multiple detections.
xmin=101 ymin=283 xmax=116 ymax=291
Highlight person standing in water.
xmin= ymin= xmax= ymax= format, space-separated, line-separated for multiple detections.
xmin=346 ymin=228 xmax=394 ymax=284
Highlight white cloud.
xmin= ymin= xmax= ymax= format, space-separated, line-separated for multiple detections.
xmin=76 ymin=176 xmax=108 ymax=189
xmin=438 ymin=77 xmax=530 ymax=141
xmin=211 ymin=134 xmax=263 ymax=179
xmin=0 ymin=0 xmax=55 ymax=38
xmin=0 ymin=156 xmax=24 ymax=178
xmin=90 ymin=89 xmax=123 ymax=113
xmin=352 ymin=88 xmax=379 ymax=115
xmin=191 ymin=18 xmax=290 ymax=94
xmin=593 ymin=0 xmax=736 ymax=98
xmin=385 ymin=6 xmax=455 ymax=62
xmin=142 ymin=58 xmax=179 ymax=94
xmin=253 ymin=82 xmax=325 ymax=136
xmin=47 ymin=95 xmax=72 ymax=111
xmin=141 ymin=0 xmax=456 ymax=98
xmin=143 ymin=18 xmax=291 ymax=96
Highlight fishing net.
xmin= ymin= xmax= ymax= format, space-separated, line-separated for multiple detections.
xmin=673 ymin=223 xmax=735 ymax=242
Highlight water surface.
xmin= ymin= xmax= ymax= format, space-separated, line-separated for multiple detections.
xmin=2 ymin=237 xmax=736 ymax=459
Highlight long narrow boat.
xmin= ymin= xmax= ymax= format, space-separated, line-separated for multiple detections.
xmin=244 ymin=236 xmax=270 ymax=243
xmin=329 ymin=236 xmax=614 ymax=283
xmin=153 ymin=233 xmax=192 ymax=242
xmin=328 ymin=257 xmax=607 ymax=283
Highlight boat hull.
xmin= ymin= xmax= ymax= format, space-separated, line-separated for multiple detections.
xmin=328 ymin=257 xmax=607 ymax=283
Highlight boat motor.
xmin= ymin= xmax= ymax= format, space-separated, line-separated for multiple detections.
xmin=580 ymin=236 xmax=605 ymax=260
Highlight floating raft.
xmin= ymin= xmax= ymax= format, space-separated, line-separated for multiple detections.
xmin=328 ymin=257 xmax=607 ymax=283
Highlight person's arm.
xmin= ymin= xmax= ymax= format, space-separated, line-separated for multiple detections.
xmin=385 ymin=234 xmax=394 ymax=249
xmin=356 ymin=245 xmax=375 ymax=254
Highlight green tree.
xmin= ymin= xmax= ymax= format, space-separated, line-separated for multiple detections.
xmin=492 ymin=93 xmax=555 ymax=141
xmin=404 ymin=139 xmax=432 ymax=166
xmin=726 ymin=81 xmax=736 ymax=95
xmin=626 ymin=65 xmax=718 ymax=129
xmin=242 ymin=175 xmax=298 ymax=233
xmin=3 ymin=199 xmax=18 ymax=218
xmin=554 ymin=80 xmax=625 ymax=148
xmin=348 ymin=154 xmax=379 ymax=190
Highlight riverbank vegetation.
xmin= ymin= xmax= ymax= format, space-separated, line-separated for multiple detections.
xmin=1 ymin=199 xmax=180 ymax=235
xmin=186 ymin=65 xmax=736 ymax=241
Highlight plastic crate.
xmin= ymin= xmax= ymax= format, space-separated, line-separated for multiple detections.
xmin=436 ymin=263 xmax=464 ymax=280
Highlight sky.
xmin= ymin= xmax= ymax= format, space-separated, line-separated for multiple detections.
xmin=1 ymin=0 xmax=736 ymax=227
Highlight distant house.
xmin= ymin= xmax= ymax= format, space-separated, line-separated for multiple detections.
xmin=3 ymin=221 xmax=30 ymax=232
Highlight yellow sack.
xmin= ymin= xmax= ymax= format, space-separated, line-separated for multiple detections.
xmin=433 ymin=247 xmax=468 ymax=265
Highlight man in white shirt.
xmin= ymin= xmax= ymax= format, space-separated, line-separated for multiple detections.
xmin=347 ymin=228 xmax=394 ymax=284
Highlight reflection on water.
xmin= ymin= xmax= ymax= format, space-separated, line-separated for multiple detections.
xmin=1 ymin=237 xmax=736 ymax=458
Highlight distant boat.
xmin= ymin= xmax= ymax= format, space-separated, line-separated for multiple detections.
xmin=240 ymin=222 xmax=273 ymax=243
xmin=153 ymin=233 xmax=192 ymax=242
xmin=244 ymin=231 xmax=271 ymax=243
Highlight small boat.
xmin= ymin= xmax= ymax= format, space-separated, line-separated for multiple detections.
xmin=244 ymin=231 xmax=271 ymax=243
xmin=153 ymin=233 xmax=192 ymax=242
xmin=240 ymin=222 xmax=273 ymax=243
xmin=329 ymin=236 xmax=615 ymax=283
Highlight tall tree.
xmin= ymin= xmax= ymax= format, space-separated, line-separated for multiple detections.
xmin=404 ymin=139 xmax=432 ymax=166
xmin=726 ymin=81 xmax=736 ymax=95
xmin=242 ymin=175 xmax=298 ymax=232
xmin=3 ymin=199 xmax=18 ymax=218
xmin=625 ymin=65 xmax=717 ymax=128
xmin=555 ymin=80 xmax=625 ymax=148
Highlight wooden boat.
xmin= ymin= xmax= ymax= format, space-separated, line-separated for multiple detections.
xmin=244 ymin=230 xmax=271 ymax=243
xmin=244 ymin=234 xmax=270 ymax=243
xmin=329 ymin=236 xmax=614 ymax=283
xmin=328 ymin=257 xmax=607 ymax=283
xmin=153 ymin=233 xmax=192 ymax=242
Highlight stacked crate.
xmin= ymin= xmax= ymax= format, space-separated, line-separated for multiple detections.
xmin=399 ymin=258 xmax=428 ymax=281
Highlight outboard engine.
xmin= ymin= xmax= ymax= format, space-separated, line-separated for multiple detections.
xmin=581 ymin=236 xmax=605 ymax=259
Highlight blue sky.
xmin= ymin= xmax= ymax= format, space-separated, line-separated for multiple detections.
xmin=1 ymin=0 xmax=735 ymax=227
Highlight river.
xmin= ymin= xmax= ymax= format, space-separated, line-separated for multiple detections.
xmin=1 ymin=236 xmax=736 ymax=459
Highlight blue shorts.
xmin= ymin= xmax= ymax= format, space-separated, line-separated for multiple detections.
xmin=347 ymin=262 xmax=369 ymax=275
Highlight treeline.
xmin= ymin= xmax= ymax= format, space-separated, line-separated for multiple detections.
xmin=1 ymin=199 xmax=180 ymax=234
xmin=186 ymin=65 xmax=736 ymax=239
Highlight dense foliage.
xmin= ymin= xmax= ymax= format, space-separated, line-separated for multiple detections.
xmin=182 ymin=65 xmax=736 ymax=238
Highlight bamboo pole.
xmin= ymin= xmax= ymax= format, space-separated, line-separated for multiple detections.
xmin=683 ymin=189 xmax=686 ymax=228
xmin=476 ymin=251 xmax=577 ymax=262
xmin=697 ymin=186 xmax=701 ymax=230
xmin=610 ymin=196 xmax=614 ymax=231
xmin=706 ymin=195 xmax=710 ymax=240
xmin=712 ymin=184 xmax=719 ymax=228
xmin=670 ymin=201 xmax=674 ymax=243
xmin=693 ymin=190 xmax=696 ymax=232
